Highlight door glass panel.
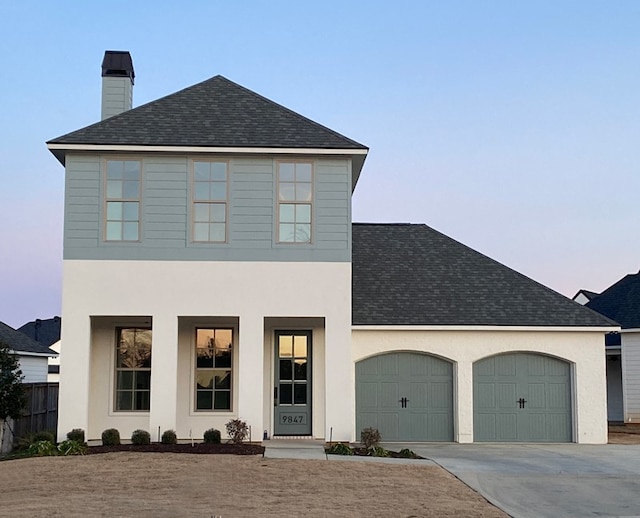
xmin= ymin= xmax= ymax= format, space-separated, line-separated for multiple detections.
xmin=294 ymin=359 xmax=307 ymax=380
xmin=280 ymin=383 xmax=292 ymax=405
xmin=293 ymin=335 xmax=307 ymax=358
xmin=279 ymin=336 xmax=293 ymax=357
xmin=294 ymin=383 xmax=307 ymax=404
xmin=280 ymin=359 xmax=292 ymax=381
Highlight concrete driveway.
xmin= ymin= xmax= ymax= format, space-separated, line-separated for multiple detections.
xmin=402 ymin=443 xmax=640 ymax=518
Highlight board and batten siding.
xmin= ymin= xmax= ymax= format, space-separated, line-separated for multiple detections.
xmin=63 ymin=155 xmax=351 ymax=262
xmin=622 ymin=331 xmax=640 ymax=422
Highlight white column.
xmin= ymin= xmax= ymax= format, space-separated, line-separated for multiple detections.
xmin=456 ymin=360 xmax=474 ymax=443
xmin=149 ymin=314 xmax=178 ymax=440
xmin=325 ymin=314 xmax=354 ymax=442
xmin=237 ymin=316 xmax=264 ymax=441
xmin=57 ymin=313 xmax=91 ymax=442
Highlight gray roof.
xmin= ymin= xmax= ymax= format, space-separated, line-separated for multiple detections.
xmin=586 ymin=272 xmax=640 ymax=329
xmin=352 ymin=223 xmax=617 ymax=327
xmin=48 ymin=75 xmax=367 ymax=150
xmin=18 ymin=317 xmax=61 ymax=347
xmin=0 ymin=321 xmax=55 ymax=355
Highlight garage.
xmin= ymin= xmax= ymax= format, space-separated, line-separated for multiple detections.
xmin=356 ymin=352 xmax=453 ymax=441
xmin=473 ymin=352 xmax=572 ymax=442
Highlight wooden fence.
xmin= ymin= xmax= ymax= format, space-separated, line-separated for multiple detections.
xmin=13 ymin=382 xmax=59 ymax=439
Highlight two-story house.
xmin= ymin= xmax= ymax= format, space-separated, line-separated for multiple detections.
xmin=48 ymin=51 xmax=615 ymax=444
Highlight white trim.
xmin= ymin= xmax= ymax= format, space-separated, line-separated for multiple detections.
xmin=47 ymin=143 xmax=368 ymax=155
xmin=351 ymin=325 xmax=620 ymax=332
xmin=621 ymin=328 xmax=640 ymax=333
xmin=11 ymin=350 xmax=56 ymax=358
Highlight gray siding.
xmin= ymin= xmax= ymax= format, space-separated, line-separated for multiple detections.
xmin=623 ymin=332 xmax=640 ymax=421
xmin=63 ymin=155 xmax=351 ymax=262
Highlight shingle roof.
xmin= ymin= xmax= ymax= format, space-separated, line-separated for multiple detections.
xmin=586 ymin=273 xmax=640 ymax=329
xmin=352 ymin=223 xmax=617 ymax=327
xmin=0 ymin=321 xmax=55 ymax=355
xmin=18 ymin=317 xmax=61 ymax=347
xmin=48 ymin=75 xmax=367 ymax=150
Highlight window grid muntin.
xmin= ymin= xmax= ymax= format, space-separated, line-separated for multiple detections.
xmin=277 ymin=161 xmax=313 ymax=244
xmin=195 ymin=328 xmax=233 ymax=411
xmin=105 ymin=160 xmax=141 ymax=241
xmin=192 ymin=161 xmax=228 ymax=243
xmin=114 ymin=327 xmax=152 ymax=412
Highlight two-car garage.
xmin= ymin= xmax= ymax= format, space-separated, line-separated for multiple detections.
xmin=356 ymin=351 xmax=573 ymax=443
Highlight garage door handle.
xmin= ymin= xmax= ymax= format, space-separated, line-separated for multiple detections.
xmin=517 ymin=398 xmax=527 ymax=409
xmin=399 ymin=397 xmax=409 ymax=408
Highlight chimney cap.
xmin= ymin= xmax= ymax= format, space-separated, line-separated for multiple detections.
xmin=101 ymin=50 xmax=135 ymax=84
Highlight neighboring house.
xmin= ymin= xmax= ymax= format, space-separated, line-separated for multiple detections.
xmin=0 ymin=321 xmax=56 ymax=383
xmin=586 ymin=271 xmax=640 ymax=423
xmin=46 ymin=51 xmax=616 ymax=444
xmin=572 ymin=289 xmax=600 ymax=305
xmin=18 ymin=317 xmax=61 ymax=383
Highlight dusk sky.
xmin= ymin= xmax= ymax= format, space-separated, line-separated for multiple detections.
xmin=1 ymin=1 xmax=639 ymax=328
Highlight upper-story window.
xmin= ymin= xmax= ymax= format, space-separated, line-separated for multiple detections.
xmin=193 ymin=161 xmax=228 ymax=242
xmin=278 ymin=162 xmax=312 ymax=243
xmin=105 ymin=160 xmax=141 ymax=241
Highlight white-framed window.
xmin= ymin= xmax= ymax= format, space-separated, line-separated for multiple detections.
xmin=105 ymin=160 xmax=141 ymax=241
xmin=277 ymin=161 xmax=312 ymax=243
xmin=195 ymin=328 xmax=233 ymax=411
xmin=114 ymin=327 xmax=152 ymax=411
xmin=192 ymin=161 xmax=228 ymax=242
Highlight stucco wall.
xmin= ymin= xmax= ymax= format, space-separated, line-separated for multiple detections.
xmin=352 ymin=328 xmax=608 ymax=444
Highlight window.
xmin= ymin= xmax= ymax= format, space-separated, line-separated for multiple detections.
xmin=278 ymin=162 xmax=312 ymax=243
xmin=105 ymin=160 xmax=141 ymax=241
xmin=195 ymin=328 xmax=232 ymax=411
xmin=115 ymin=328 xmax=152 ymax=411
xmin=193 ymin=161 xmax=228 ymax=242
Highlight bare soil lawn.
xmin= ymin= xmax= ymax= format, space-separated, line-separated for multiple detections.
xmin=608 ymin=423 xmax=640 ymax=444
xmin=0 ymin=452 xmax=507 ymax=517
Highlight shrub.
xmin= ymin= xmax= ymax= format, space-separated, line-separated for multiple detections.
xmin=27 ymin=440 xmax=58 ymax=457
xmin=398 ymin=448 xmax=419 ymax=459
xmin=66 ymin=428 xmax=85 ymax=443
xmin=33 ymin=430 xmax=56 ymax=443
xmin=131 ymin=429 xmax=151 ymax=445
xmin=360 ymin=427 xmax=381 ymax=449
xmin=369 ymin=446 xmax=390 ymax=457
xmin=161 ymin=429 xmax=177 ymax=445
xmin=101 ymin=428 xmax=121 ymax=446
xmin=326 ymin=443 xmax=353 ymax=456
xmin=225 ymin=419 xmax=249 ymax=444
xmin=203 ymin=428 xmax=221 ymax=444
xmin=58 ymin=439 xmax=86 ymax=456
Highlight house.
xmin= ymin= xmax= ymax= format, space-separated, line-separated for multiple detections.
xmin=586 ymin=271 xmax=640 ymax=423
xmin=46 ymin=51 xmax=616 ymax=444
xmin=0 ymin=321 xmax=56 ymax=383
xmin=18 ymin=317 xmax=62 ymax=382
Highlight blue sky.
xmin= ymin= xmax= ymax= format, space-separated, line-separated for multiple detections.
xmin=1 ymin=1 xmax=639 ymax=328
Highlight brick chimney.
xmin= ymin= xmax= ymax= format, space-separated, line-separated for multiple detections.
xmin=101 ymin=51 xmax=135 ymax=120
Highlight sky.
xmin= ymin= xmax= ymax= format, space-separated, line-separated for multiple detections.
xmin=1 ymin=1 xmax=639 ymax=328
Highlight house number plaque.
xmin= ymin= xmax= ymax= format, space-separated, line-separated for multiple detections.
xmin=281 ymin=414 xmax=306 ymax=425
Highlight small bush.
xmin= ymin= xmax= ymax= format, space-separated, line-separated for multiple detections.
xmin=369 ymin=446 xmax=390 ymax=457
xmin=58 ymin=440 xmax=86 ymax=456
xmin=326 ymin=443 xmax=354 ymax=456
xmin=101 ymin=428 xmax=121 ymax=446
xmin=203 ymin=428 xmax=221 ymax=444
xmin=398 ymin=448 xmax=419 ymax=459
xmin=225 ymin=419 xmax=249 ymax=444
xmin=161 ymin=429 xmax=177 ymax=445
xmin=27 ymin=440 xmax=58 ymax=457
xmin=33 ymin=430 xmax=56 ymax=443
xmin=360 ymin=427 xmax=381 ymax=449
xmin=131 ymin=429 xmax=151 ymax=445
xmin=66 ymin=428 xmax=85 ymax=443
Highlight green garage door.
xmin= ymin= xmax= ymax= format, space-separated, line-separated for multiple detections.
xmin=474 ymin=353 xmax=572 ymax=442
xmin=356 ymin=353 xmax=453 ymax=441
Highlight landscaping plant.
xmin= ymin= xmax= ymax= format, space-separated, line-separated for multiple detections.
xmin=57 ymin=440 xmax=86 ymax=456
xmin=0 ymin=341 xmax=26 ymax=442
xmin=203 ymin=428 xmax=221 ymax=444
xmin=101 ymin=428 xmax=121 ymax=446
xmin=360 ymin=427 xmax=381 ymax=450
xmin=326 ymin=443 xmax=354 ymax=455
xmin=66 ymin=428 xmax=85 ymax=443
xmin=161 ymin=429 xmax=177 ymax=445
xmin=225 ymin=419 xmax=249 ymax=444
xmin=131 ymin=429 xmax=151 ymax=445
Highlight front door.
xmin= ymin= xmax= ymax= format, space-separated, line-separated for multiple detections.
xmin=274 ymin=331 xmax=312 ymax=436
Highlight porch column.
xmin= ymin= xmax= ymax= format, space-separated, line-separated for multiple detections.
xmin=149 ymin=313 xmax=178 ymax=440
xmin=325 ymin=314 xmax=353 ymax=442
xmin=56 ymin=313 xmax=91 ymax=442
xmin=456 ymin=360 xmax=474 ymax=443
xmin=237 ymin=316 xmax=263 ymax=441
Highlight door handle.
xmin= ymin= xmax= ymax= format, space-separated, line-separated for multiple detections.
xmin=398 ymin=397 xmax=409 ymax=408
xmin=274 ymin=387 xmax=278 ymax=406
xmin=517 ymin=398 xmax=527 ymax=409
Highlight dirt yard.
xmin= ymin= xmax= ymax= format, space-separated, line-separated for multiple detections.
xmin=0 ymin=452 xmax=506 ymax=517
xmin=608 ymin=423 xmax=640 ymax=444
